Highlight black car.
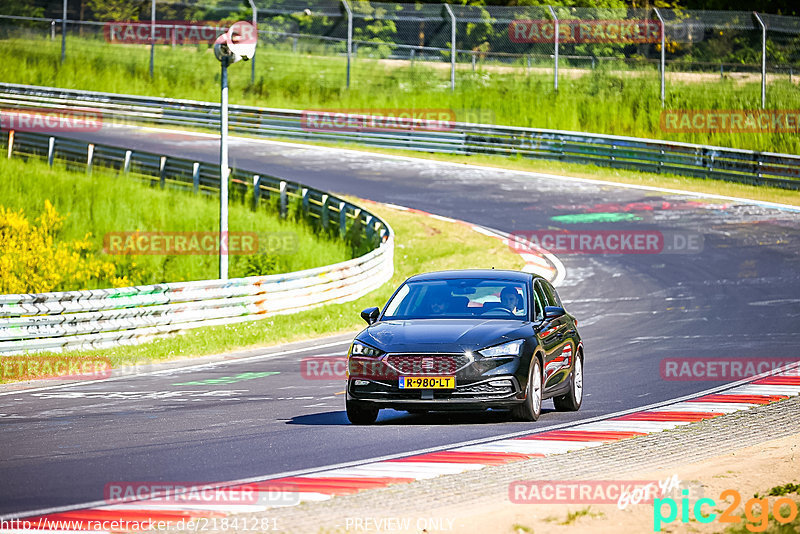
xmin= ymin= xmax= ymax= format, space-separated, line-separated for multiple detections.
xmin=345 ymin=269 xmax=583 ymax=424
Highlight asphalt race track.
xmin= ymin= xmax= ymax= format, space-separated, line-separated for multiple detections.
xmin=2 ymin=126 xmax=799 ymax=517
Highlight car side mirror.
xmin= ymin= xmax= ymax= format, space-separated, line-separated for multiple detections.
xmin=360 ymin=307 xmax=380 ymax=325
xmin=544 ymin=306 xmax=566 ymax=319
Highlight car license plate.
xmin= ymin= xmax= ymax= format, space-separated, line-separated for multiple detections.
xmin=399 ymin=376 xmax=455 ymax=389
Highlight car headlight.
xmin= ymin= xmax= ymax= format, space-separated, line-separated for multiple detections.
xmin=349 ymin=341 xmax=383 ymax=358
xmin=479 ymin=339 xmax=524 ymax=358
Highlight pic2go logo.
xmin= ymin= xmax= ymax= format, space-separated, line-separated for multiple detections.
xmin=654 ymin=489 xmax=799 ymax=532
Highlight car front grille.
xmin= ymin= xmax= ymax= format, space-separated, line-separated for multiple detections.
xmin=383 ymin=353 xmax=473 ymax=375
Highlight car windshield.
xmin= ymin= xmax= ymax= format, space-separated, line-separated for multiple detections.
xmin=382 ymin=278 xmax=528 ymax=320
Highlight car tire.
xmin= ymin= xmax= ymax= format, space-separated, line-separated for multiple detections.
xmin=553 ymin=352 xmax=583 ymax=412
xmin=513 ymin=358 xmax=542 ymax=422
xmin=346 ymin=399 xmax=379 ymax=424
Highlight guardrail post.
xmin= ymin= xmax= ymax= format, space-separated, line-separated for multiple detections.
xmin=279 ymin=180 xmax=287 ymax=217
xmin=252 ymin=174 xmax=261 ymax=207
xmin=321 ymin=194 xmax=330 ymax=229
xmin=365 ymin=214 xmax=374 ymax=241
xmin=87 ymin=143 xmax=95 ymax=174
xmin=302 ymin=187 xmax=309 ymax=214
xmin=548 ymin=6 xmax=558 ymax=92
xmin=124 ymin=150 xmax=132 ymax=174
xmin=754 ymin=12 xmax=766 ymax=109
xmin=48 ymin=137 xmax=55 ymax=166
xmin=339 ymin=201 xmax=347 ymax=236
xmin=192 ymin=162 xmax=200 ymax=190
xmin=654 ymin=8 xmax=665 ymax=107
xmin=342 ymin=0 xmax=353 ymax=89
xmin=159 ymin=155 xmax=167 ymax=187
xmin=7 ymin=130 xmax=14 ymax=159
xmin=444 ymin=3 xmax=456 ymax=91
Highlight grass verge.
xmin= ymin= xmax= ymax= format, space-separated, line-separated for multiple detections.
xmin=1 ymin=37 xmax=799 ymax=154
xmin=0 ymin=157 xmax=351 ymax=289
xmin=1 ymin=200 xmax=524 ymax=383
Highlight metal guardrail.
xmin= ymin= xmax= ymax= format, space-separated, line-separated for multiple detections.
xmin=1 ymin=83 xmax=798 ymax=189
xmin=0 ymin=130 xmax=394 ymax=355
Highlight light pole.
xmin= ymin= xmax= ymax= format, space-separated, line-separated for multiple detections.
xmin=213 ymin=22 xmax=257 ymax=279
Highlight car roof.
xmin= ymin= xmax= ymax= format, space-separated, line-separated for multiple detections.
xmin=406 ymin=269 xmax=536 ymax=283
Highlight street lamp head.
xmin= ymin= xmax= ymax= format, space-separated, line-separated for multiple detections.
xmin=214 ymin=21 xmax=257 ymax=63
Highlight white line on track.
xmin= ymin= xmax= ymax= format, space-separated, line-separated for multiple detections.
xmin=0 ymin=339 xmax=352 ymax=397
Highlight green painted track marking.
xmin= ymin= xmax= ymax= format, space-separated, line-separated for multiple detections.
xmin=173 ymin=371 xmax=280 ymax=386
xmin=551 ymin=212 xmax=642 ymax=224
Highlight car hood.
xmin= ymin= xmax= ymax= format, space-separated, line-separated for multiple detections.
xmin=358 ymin=319 xmax=530 ymax=353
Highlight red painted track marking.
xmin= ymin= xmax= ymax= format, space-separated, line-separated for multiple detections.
xmin=515 ymin=430 xmax=647 ymax=441
xmin=611 ymin=411 xmax=724 ymax=422
xmin=754 ymin=376 xmax=800 ymax=386
xmin=389 ymin=451 xmax=541 ymax=464
xmin=252 ymin=477 xmax=415 ymax=495
xmin=693 ymin=393 xmax=788 ymax=404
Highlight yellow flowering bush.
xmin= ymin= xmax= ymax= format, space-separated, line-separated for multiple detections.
xmin=0 ymin=200 xmax=129 ymax=294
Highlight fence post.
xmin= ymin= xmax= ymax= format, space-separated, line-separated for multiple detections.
xmin=51 ymin=20 xmax=55 ymax=41
xmin=6 ymin=131 xmax=12 ymax=159
xmin=444 ymin=3 xmax=456 ymax=91
xmin=753 ymin=12 xmax=766 ymax=109
xmin=249 ymin=0 xmax=257 ymax=84
xmin=547 ymin=6 xmax=558 ymax=92
xmin=150 ymin=0 xmax=156 ymax=79
xmin=654 ymin=8 xmax=665 ymax=107
xmin=61 ymin=0 xmax=67 ymax=63
xmin=342 ymin=0 xmax=353 ymax=89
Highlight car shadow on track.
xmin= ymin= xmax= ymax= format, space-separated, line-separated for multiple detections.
xmin=286 ymin=408 xmax=556 ymax=426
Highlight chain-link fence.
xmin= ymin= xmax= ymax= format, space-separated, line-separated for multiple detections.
xmin=1 ymin=1 xmax=799 ymax=107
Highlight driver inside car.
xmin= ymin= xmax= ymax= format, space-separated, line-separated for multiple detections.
xmin=500 ymin=287 xmax=520 ymax=313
